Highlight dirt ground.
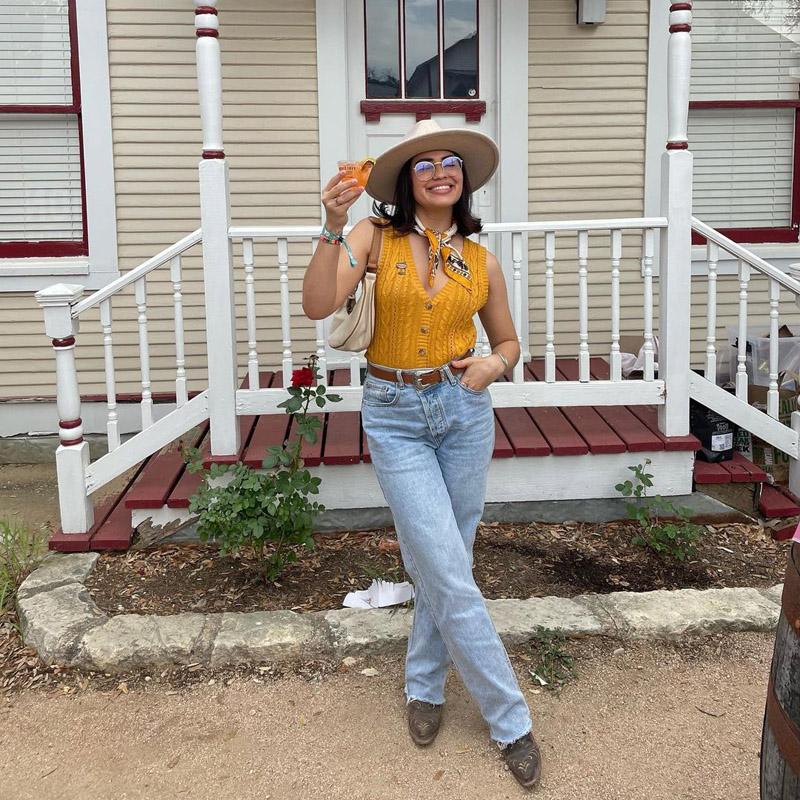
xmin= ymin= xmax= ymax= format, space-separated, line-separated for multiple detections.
xmin=0 ymin=633 xmax=774 ymax=800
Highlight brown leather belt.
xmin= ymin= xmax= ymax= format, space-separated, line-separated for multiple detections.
xmin=367 ymin=350 xmax=472 ymax=389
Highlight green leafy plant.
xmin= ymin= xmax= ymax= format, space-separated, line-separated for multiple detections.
xmin=526 ymin=626 xmax=576 ymax=695
xmin=616 ymin=458 xmax=705 ymax=561
xmin=1 ymin=517 xmax=49 ymax=635
xmin=185 ymin=355 xmax=341 ymax=582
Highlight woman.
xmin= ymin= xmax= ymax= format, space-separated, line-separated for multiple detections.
xmin=302 ymin=120 xmax=541 ymax=791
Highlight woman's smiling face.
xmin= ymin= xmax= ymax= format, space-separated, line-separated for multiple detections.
xmin=409 ymin=149 xmax=464 ymax=210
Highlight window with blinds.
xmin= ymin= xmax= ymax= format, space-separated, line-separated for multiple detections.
xmin=0 ymin=0 xmax=86 ymax=257
xmin=689 ymin=1 xmax=800 ymax=243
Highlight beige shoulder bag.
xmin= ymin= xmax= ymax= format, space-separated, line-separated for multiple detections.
xmin=327 ymin=220 xmax=384 ymax=352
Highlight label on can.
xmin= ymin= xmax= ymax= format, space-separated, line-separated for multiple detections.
xmin=711 ymin=432 xmax=733 ymax=451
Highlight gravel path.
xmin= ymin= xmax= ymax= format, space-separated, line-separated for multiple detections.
xmin=0 ymin=632 xmax=772 ymax=800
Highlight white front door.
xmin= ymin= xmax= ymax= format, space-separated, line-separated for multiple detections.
xmin=316 ymin=0 xmax=528 ymax=367
xmin=342 ymin=0 xmax=497 ymax=228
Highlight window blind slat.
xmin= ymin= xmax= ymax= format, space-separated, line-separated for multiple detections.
xmin=691 ymin=0 xmax=800 ymax=102
xmin=0 ymin=115 xmax=82 ymax=242
xmin=689 ymin=106 xmax=795 ymax=230
xmin=1 ymin=0 xmax=72 ymax=105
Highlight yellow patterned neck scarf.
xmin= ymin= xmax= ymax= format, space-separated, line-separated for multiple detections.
xmin=413 ymin=215 xmax=473 ymax=292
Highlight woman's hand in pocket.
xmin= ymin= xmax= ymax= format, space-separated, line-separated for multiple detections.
xmin=450 ymin=355 xmax=505 ymax=392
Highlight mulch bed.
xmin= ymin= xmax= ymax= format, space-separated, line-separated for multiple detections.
xmin=1 ymin=519 xmax=791 ymax=701
xmin=82 ymin=520 xmax=792 ymax=617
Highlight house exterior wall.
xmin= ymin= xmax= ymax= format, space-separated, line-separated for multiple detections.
xmin=0 ymin=0 xmax=322 ymax=401
xmin=1 ymin=0 xmax=782 ymax=408
xmin=527 ymin=0 xmax=653 ymax=362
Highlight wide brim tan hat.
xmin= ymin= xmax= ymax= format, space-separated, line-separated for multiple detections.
xmin=365 ymin=119 xmax=499 ymax=204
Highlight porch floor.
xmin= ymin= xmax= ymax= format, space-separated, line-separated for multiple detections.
xmin=51 ymin=356 xmax=793 ymax=553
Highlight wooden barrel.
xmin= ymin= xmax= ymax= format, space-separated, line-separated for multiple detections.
xmin=761 ymin=542 xmax=800 ymax=798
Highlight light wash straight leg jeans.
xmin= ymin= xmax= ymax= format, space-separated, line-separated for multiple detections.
xmin=360 ymin=366 xmax=533 ymax=748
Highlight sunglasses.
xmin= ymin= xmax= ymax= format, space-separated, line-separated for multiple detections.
xmin=412 ymin=155 xmax=464 ymax=182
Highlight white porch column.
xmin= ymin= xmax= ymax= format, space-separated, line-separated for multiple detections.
xmin=658 ymin=3 xmax=693 ymax=437
xmin=195 ymin=0 xmax=239 ymax=455
xmin=36 ymin=284 xmax=95 ymax=534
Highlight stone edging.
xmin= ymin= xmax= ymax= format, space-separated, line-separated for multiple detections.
xmin=15 ymin=553 xmax=784 ymax=675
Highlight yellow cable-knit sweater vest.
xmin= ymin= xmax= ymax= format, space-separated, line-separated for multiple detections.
xmin=364 ymin=226 xmax=489 ymax=370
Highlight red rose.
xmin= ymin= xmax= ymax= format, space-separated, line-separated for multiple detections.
xmin=291 ymin=367 xmax=314 ymax=387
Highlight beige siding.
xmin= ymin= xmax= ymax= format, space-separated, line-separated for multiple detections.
xmin=0 ymin=0 xmax=321 ymax=400
xmin=527 ymin=0 xmax=653 ymax=361
xmin=3 ymin=0 xmax=781 ymax=406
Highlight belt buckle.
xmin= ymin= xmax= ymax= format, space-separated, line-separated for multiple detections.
xmin=411 ymin=372 xmax=426 ymax=390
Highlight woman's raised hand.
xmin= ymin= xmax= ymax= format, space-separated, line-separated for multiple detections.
xmin=321 ymin=172 xmax=364 ymax=232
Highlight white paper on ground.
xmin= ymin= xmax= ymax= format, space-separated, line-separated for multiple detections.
xmin=342 ymin=579 xmax=415 ymax=609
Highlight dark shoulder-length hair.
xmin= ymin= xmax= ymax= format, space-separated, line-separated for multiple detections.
xmin=371 ymin=154 xmax=483 ymax=237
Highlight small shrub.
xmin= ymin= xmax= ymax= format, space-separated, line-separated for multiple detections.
xmin=526 ymin=626 xmax=576 ymax=695
xmin=185 ymin=355 xmax=341 ymax=583
xmin=616 ymin=459 xmax=705 ymax=562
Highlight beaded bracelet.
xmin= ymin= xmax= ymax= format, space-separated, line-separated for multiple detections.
xmin=320 ymin=225 xmax=358 ymax=268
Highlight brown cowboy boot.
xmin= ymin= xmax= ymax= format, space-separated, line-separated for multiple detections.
xmin=501 ymin=731 xmax=542 ymax=790
xmin=407 ymin=699 xmax=443 ymax=746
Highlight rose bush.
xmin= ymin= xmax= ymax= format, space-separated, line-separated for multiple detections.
xmin=184 ymin=355 xmax=341 ymax=581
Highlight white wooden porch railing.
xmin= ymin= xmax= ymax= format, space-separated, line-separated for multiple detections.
xmin=228 ymin=218 xmax=668 ymax=416
xmin=36 ymin=231 xmax=209 ymax=533
xmin=41 ymin=1 xmax=787 ymax=538
xmin=689 ymin=217 xmax=800 ymax=497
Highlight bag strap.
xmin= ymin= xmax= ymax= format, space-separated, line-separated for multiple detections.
xmin=365 ymin=217 xmax=383 ymax=275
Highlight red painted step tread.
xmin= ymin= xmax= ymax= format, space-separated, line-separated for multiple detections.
xmin=552 ymin=359 xmax=583 ymax=382
xmin=48 ymin=529 xmax=93 ymax=552
xmin=692 ymin=459 xmax=732 ymax=484
xmin=493 ymin=417 xmax=514 ymax=458
xmin=527 ymin=407 xmax=589 ymax=456
xmin=776 ymin=485 xmax=800 ymax=505
xmin=596 ymin=406 xmax=664 ymax=452
xmin=242 ymin=373 xmax=293 ymax=468
xmin=125 ymin=423 xmax=208 ymax=509
xmin=361 ymin=422 xmax=371 ymax=463
xmin=323 ymin=369 xmax=361 ymax=465
xmin=589 ymin=357 xmax=612 ymax=380
xmin=560 ymin=406 xmax=626 ymax=454
xmin=287 ymin=413 xmax=324 ymax=468
xmin=202 ymin=371 xmax=273 ymax=468
xmin=495 ymin=407 xmax=551 ymax=456
xmin=167 ymin=467 xmax=204 ymax=509
xmin=168 ymin=426 xmax=211 ymax=508
xmin=202 ymin=414 xmax=258 ymax=468
xmin=628 ymin=406 xmax=701 ymax=452
xmin=719 ymin=452 xmax=767 ymax=483
xmin=50 ymin=463 xmax=144 ymax=551
xmin=526 ymin=360 xmax=566 ymax=382
xmin=769 ymin=521 xmax=798 ymax=541
xmin=90 ymin=491 xmax=136 ymax=550
xmin=760 ymin=484 xmax=800 ymax=518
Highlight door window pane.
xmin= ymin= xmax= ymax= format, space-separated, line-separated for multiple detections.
xmin=366 ymin=0 xmax=401 ymax=98
xmin=443 ymin=0 xmax=477 ymax=98
xmin=405 ymin=0 xmax=440 ymax=98
xmin=364 ymin=0 xmax=479 ymax=100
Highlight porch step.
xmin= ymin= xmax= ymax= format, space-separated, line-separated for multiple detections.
xmin=692 ymin=454 xmax=800 ymax=541
xmin=48 ymin=359 xmax=701 ymax=552
xmin=692 ymin=452 xmax=768 ymax=485
xmin=759 ymin=484 xmax=800 ymax=518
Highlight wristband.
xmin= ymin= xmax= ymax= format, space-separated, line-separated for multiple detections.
xmin=320 ymin=225 xmax=357 ymax=268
